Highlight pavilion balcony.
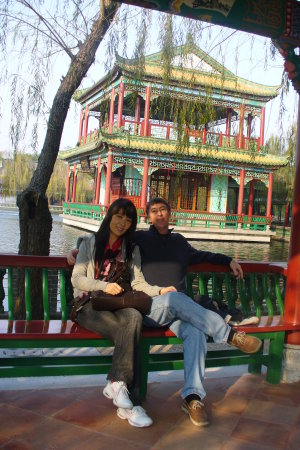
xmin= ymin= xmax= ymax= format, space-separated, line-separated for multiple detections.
xmin=79 ymin=115 xmax=262 ymax=153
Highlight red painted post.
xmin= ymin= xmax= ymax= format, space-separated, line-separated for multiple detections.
xmin=141 ymin=157 xmax=150 ymax=210
xmin=144 ymin=85 xmax=151 ymax=137
xmin=266 ymin=172 xmax=273 ymax=218
xmin=95 ymin=157 xmax=101 ymax=205
xmin=284 ymin=98 xmax=300 ymax=342
xmin=166 ymin=125 xmax=170 ymax=140
xmin=247 ymin=113 xmax=252 ymax=139
xmin=134 ymin=96 xmax=141 ymax=134
xmin=284 ymin=202 xmax=290 ymax=227
xmin=238 ymin=104 xmax=245 ymax=149
xmin=65 ymin=164 xmax=70 ymax=202
xmin=71 ymin=164 xmax=77 ymax=203
xmin=78 ymin=110 xmax=84 ymax=145
xmin=108 ymin=88 xmax=115 ymax=134
xmin=117 ymin=82 xmax=124 ymax=129
xmin=104 ymin=151 xmax=113 ymax=207
xmin=225 ymin=108 xmax=232 ymax=137
xmin=202 ymin=128 xmax=206 ymax=145
xmin=219 ymin=132 xmax=223 ymax=147
xmin=82 ymin=106 xmax=89 ymax=145
xmin=260 ymin=107 xmax=265 ymax=147
xmin=248 ymin=179 xmax=254 ymax=216
xmin=237 ymin=169 xmax=245 ymax=215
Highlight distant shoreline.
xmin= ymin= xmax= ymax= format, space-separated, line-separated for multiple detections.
xmin=0 ymin=204 xmax=63 ymax=214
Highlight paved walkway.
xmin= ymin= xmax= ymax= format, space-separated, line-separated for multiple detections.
xmin=1 ymin=372 xmax=300 ymax=449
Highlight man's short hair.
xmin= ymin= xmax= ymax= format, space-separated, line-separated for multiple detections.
xmin=146 ymin=198 xmax=171 ymax=216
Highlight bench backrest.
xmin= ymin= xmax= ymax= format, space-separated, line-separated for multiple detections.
xmin=0 ymin=255 xmax=287 ymax=321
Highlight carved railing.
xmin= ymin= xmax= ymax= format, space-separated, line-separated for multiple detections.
xmin=63 ymin=203 xmax=272 ymax=230
xmin=79 ymin=115 xmax=262 ymax=153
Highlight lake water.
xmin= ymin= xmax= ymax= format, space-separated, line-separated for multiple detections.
xmin=0 ymin=210 xmax=289 ymax=262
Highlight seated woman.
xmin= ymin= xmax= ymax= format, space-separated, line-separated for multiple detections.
xmin=71 ymin=198 xmax=152 ymax=428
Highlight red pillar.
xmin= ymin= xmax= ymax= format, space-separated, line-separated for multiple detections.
xmin=141 ymin=157 xmax=150 ymax=210
xmin=238 ymin=104 xmax=245 ymax=149
xmin=78 ymin=110 xmax=84 ymax=145
xmin=247 ymin=113 xmax=252 ymax=139
xmin=65 ymin=164 xmax=70 ymax=202
xmin=266 ymin=172 xmax=273 ymax=217
xmin=117 ymin=82 xmax=125 ymax=129
xmin=284 ymin=97 xmax=300 ymax=340
xmin=71 ymin=164 xmax=77 ymax=203
xmin=225 ymin=108 xmax=232 ymax=137
xmin=104 ymin=151 xmax=113 ymax=207
xmin=108 ymin=88 xmax=115 ymax=134
xmin=94 ymin=157 xmax=101 ymax=205
xmin=134 ymin=96 xmax=141 ymax=134
xmin=237 ymin=169 xmax=245 ymax=215
xmin=82 ymin=106 xmax=89 ymax=145
xmin=260 ymin=107 xmax=265 ymax=147
xmin=285 ymin=202 xmax=290 ymax=227
xmin=248 ymin=179 xmax=254 ymax=216
xmin=143 ymin=85 xmax=151 ymax=137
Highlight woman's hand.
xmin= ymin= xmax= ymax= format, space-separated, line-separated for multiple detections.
xmin=67 ymin=248 xmax=79 ymax=266
xmin=159 ymin=286 xmax=177 ymax=295
xmin=105 ymin=283 xmax=124 ymax=295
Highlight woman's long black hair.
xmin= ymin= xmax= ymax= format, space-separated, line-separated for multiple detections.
xmin=94 ymin=198 xmax=137 ymax=267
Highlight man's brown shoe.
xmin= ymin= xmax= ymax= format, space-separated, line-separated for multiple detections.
xmin=230 ymin=331 xmax=262 ymax=354
xmin=181 ymin=399 xmax=209 ymax=427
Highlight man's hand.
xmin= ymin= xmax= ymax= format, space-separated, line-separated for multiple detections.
xmin=230 ymin=259 xmax=243 ymax=279
xmin=105 ymin=283 xmax=124 ymax=295
xmin=67 ymin=248 xmax=79 ymax=266
xmin=159 ymin=286 xmax=177 ymax=295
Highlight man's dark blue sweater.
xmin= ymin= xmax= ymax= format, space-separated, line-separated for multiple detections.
xmin=134 ymin=225 xmax=232 ymax=293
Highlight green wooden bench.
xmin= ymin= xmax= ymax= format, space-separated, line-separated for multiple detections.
xmin=0 ymin=255 xmax=298 ymax=397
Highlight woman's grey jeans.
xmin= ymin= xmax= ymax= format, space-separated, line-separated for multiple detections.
xmin=76 ymin=301 xmax=143 ymax=406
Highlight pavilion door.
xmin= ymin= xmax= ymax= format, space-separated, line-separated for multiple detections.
xmin=180 ymin=174 xmax=209 ymax=211
xmin=180 ymin=176 xmax=194 ymax=210
xmin=150 ymin=171 xmax=170 ymax=201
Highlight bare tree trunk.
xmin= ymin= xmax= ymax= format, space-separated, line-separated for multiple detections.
xmin=15 ymin=0 xmax=119 ymax=319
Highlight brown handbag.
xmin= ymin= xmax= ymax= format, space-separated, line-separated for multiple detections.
xmin=90 ymin=290 xmax=152 ymax=315
xmin=70 ymin=293 xmax=91 ymax=323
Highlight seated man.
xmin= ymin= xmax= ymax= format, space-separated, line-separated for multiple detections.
xmin=131 ymin=197 xmax=262 ymax=427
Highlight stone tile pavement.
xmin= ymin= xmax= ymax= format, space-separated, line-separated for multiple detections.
xmin=1 ymin=372 xmax=300 ymax=449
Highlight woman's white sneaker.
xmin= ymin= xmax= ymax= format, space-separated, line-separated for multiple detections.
xmin=117 ymin=406 xmax=153 ymax=427
xmin=103 ymin=381 xmax=133 ymax=409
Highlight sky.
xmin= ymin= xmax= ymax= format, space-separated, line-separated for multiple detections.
xmin=0 ymin=3 xmax=298 ymax=156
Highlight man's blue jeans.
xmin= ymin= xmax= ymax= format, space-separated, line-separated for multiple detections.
xmin=143 ymin=292 xmax=231 ymax=400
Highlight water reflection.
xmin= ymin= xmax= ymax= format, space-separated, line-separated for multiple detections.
xmin=0 ymin=211 xmax=289 ymax=262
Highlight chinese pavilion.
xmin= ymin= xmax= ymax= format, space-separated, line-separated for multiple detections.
xmin=60 ymin=45 xmax=287 ymax=230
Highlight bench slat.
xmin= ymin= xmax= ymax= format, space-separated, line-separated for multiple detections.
xmin=1 ymin=317 xmax=300 ymax=341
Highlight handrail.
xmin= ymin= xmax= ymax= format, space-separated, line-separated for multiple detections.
xmin=0 ymin=254 xmax=70 ymax=269
xmin=0 ymin=254 xmax=286 ymax=273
